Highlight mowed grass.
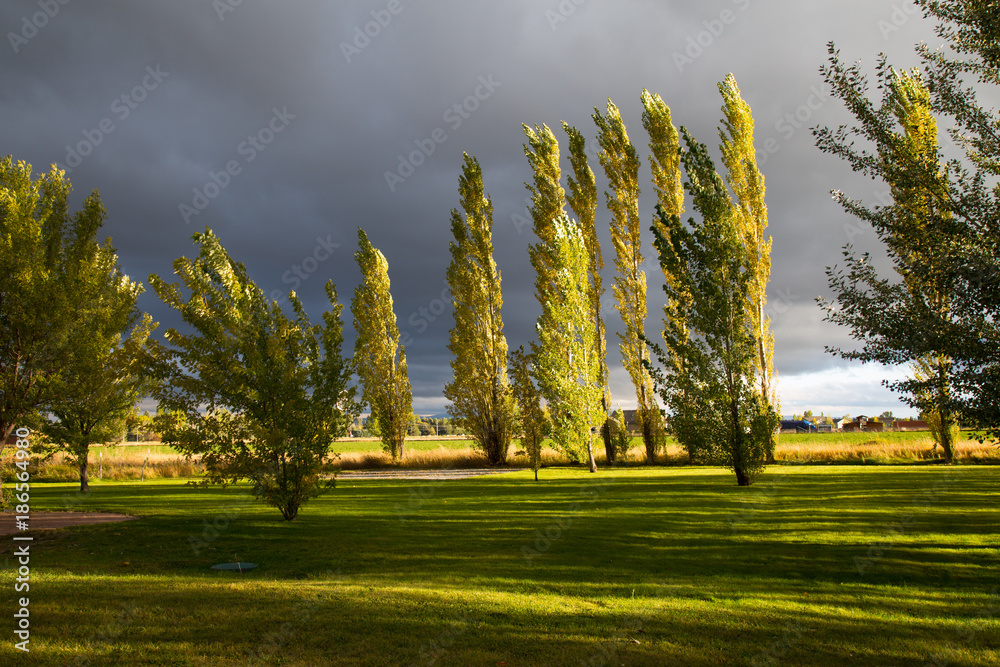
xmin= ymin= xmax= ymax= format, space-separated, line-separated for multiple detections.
xmin=0 ymin=465 xmax=997 ymax=665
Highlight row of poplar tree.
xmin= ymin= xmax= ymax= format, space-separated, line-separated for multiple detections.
xmin=354 ymin=74 xmax=779 ymax=488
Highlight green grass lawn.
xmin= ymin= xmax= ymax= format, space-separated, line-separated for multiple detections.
xmin=2 ymin=465 xmax=997 ymax=665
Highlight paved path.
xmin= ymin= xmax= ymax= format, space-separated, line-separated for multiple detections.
xmin=0 ymin=511 xmax=138 ymax=534
xmin=337 ymin=468 xmax=521 ymax=480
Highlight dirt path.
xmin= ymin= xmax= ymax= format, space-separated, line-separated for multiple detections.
xmin=337 ymin=468 xmax=521 ymax=481
xmin=0 ymin=511 xmax=139 ymax=534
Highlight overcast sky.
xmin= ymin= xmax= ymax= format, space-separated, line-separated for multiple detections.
xmin=2 ymin=0 xmax=945 ymax=417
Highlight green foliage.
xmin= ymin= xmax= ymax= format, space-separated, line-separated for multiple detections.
xmin=351 ymin=228 xmax=412 ymax=461
xmin=594 ymin=100 xmax=661 ymax=464
xmin=148 ymin=229 xmax=357 ymax=520
xmin=42 ymin=302 xmax=155 ymax=491
xmin=444 ymin=154 xmax=517 ymax=466
xmin=649 ymin=117 xmax=778 ymax=486
xmin=0 ymin=157 xmax=106 ymax=440
xmin=530 ymin=216 xmax=602 ymax=472
xmin=563 ymin=122 xmax=614 ymax=464
xmin=719 ymin=74 xmax=778 ymax=461
xmin=814 ymin=2 xmax=1000 ymax=444
xmin=510 ymin=346 xmax=549 ymax=480
xmin=0 ymin=156 xmax=155 ymax=493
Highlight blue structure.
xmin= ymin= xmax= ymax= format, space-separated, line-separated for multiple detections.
xmin=779 ymin=420 xmax=816 ymax=433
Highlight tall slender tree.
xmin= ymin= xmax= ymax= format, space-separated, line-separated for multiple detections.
xmin=641 ymin=90 xmax=693 ymax=459
xmin=563 ymin=122 xmax=614 ymax=463
xmin=594 ymin=100 xmax=663 ymax=464
xmin=510 ymin=345 xmax=549 ymax=480
xmin=718 ymin=74 xmax=779 ymax=463
xmin=531 ymin=216 xmax=602 ymax=472
xmin=445 ymin=154 xmax=517 ymax=466
xmin=351 ymin=228 xmax=412 ymax=461
xmin=649 ymin=128 xmax=778 ymax=485
xmin=522 ymin=123 xmax=566 ymax=247
xmin=813 ymin=37 xmax=982 ymax=454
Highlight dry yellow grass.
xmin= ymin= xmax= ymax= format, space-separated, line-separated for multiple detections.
xmin=2 ymin=446 xmax=204 ymax=483
xmin=775 ymin=434 xmax=997 ymax=464
xmin=4 ymin=433 xmax=994 ymax=483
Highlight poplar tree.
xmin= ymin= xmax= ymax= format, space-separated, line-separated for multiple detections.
xmin=649 ymin=129 xmax=778 ymax=486
xmin=523 ymin=123 xmax=566 ymax=246
xmin=445 ymin=154 xmax=517 ymax=466
xmin=351 ymin=228 xmax=412 ymax=461
xmin=510 ymin=346 xmax=549 ymax=480
xmin=641 ymin=90 xmax=693 ymax=458
xmin=594 ymin=100 xmax=663 ymax=464
xmin=817 ymin=63 xmax=962 ymax=460
xmin=531 ymin=216 xmax=602 ymax=472
xmin=718 ymin=74 xmax=779 ymax=463
xmin=563 ymin=122 xmax=614 ymax=463
xmin=813 ymin=0 xmax=1000 ymax=446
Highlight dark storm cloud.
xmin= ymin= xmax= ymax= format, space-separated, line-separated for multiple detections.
xmin=2 ymin=0 xmax=941 ymax=413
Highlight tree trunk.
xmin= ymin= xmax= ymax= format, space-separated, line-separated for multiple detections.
xmin=79 ymin=457 xmax=90 ymax=494
xmin=587 ymin=433 xmax=597 ymax=473
xmin=642 ymin=414 xmax=656 ymax=465
xmin=765 ymin=426 xmax=778 ymax=464
xmin=734 ymin=466 xmax=751 ymax=486
xmin=534 ymin=468 xmax=538 ymax=481
xmin=602 ymin=418 xmax=615 ymax=465
xmin=940 ymin=413 xmax=955 ymax=463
